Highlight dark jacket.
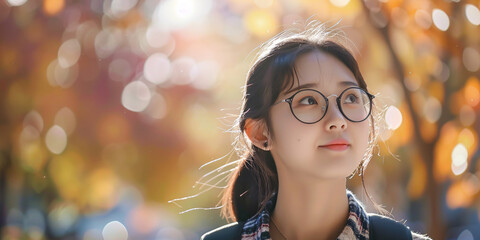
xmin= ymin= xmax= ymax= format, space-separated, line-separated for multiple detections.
xmin=201 ymin=214 xmax=413 ymax=240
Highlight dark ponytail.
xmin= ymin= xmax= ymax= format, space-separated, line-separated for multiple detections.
xmin=227 ymin=151 xmax=277 ymax=222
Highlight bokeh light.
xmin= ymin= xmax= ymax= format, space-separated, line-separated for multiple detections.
xmin=432 ymin=8 xmax=450 ymax=31
xmin=121 ymin=80 xmax=152 ymax=112
xmin=23 ymin=110 xmax=44 ymax=132
xmin=19 ymin=137 xmax=47 ymax=172
xmin=94 ymin=28 xmax=123 ymax=59
xmin=108 ymin=0 xmax=138 ymax=18
xmin=423 ymin=97 xmax=442 ymax=123
xmin=451 ymin=143 xmax=468 ymax=176
xmin=43 ymin=0 xmax=65 ymax=15
xmin=102 ymin=221 xmax=128 ymax=240
xmin=46 ymin=59 xmax=79 ymax=88
xmin=145 ymin=26 xmax=172 ymax=49
xmin=170 ymin=57 xmax=197 ymax=85
xmin=144 ymin=93 xmax=168 ymax=119
xmin=144 ymin=53 xmax=171 ymax=85
xmin=45 ymin=125 xmax=68 ymax=154
xmin=415 ymin=9 xmax=432 ymax=29
xmin=19 ymin=125 xmax=40 ymax=147
xmin=86 ymin=168 xmax=119 ymax=209
xmin=462 ymin=47 xmax=480 ymax=72
xmin=330 ymin=0 xmax=350 ymax=8
xmin=385 ymin=105 xmax=403 ymax=130
xmin=244 ymin=8 xmax=278 ymax=38
xmin=457 ymin=128 xmax=477 ymax=156
xmin=457 ymin=229 xmax=474 ymax=240
xmin=465 ymin=4 xmax=480 ymax=26
xmin=58 ymin=39 xmax=81 ymax=68
xmin=152 ymin=0 xmax=213 ymax=31
xmin=6 ymin=0 xmax=27 ymax=7
xmin=464 ymin=77 xmax=480 ymax=107
xmin=54 ymin=107 xmax=76 ymax=136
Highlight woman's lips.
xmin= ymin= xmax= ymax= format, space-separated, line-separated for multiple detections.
xmin=319 ymin=138 xmax=350 ymax=151
xmin=319 ymin=144 xmax=350 ymax=151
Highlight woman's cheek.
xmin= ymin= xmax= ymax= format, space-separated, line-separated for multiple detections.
xmin=354 ymin=122 xmax=370 ymax=159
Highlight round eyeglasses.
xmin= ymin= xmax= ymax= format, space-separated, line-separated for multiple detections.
xmin=273 ymin=86 xmax=375 ymax=124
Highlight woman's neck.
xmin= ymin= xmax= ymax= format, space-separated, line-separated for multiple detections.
xmin=270 ymin=175 xmax=349 ymax=240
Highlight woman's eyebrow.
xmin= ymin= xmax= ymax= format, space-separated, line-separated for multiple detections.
xmin=339 ymin=81 xmax=358 ymax=87
xmin=284 ymin=81 xmax=358 ymax=95
xmin=284 ymin=83 xmax=318 ymax=95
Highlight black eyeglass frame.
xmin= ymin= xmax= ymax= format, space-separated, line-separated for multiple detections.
xmin=274 ymin=86 xmax=376 ymax=124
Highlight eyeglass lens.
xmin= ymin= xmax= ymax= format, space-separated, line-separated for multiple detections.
xmin=289 ymin=88 xmax=371 ymax=123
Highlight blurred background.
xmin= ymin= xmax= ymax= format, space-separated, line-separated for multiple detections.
xmin=0 ymin=0 xmax=479 ymax=239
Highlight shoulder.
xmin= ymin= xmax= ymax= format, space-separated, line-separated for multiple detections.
xmin=201 ymin=221 xmax=245 ymax=240
xmin=369 ymin=214 xmax=431 ymax=240
xmin=369 ymin=214 xmax=413 ymax=240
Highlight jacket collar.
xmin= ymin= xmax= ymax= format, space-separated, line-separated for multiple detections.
xmin=240 ymin=190 xmax=370 ymax=240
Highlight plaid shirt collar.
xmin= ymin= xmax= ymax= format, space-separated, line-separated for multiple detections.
xmin=240 ymin=190 xmax=370 ymax=240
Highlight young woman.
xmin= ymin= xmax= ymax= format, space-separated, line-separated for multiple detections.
xmin=201 ymin=24 xmax=429 ymax=240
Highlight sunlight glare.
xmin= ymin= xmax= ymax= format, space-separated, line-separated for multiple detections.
xmin=451 ymin=143 xmax=468 ymax=176
xmin=102 ymin=221 xmax=128 ymax=240
xmin=45 ymin=125 xmax=67 ymax=154
xmin=432 ymin=9 xmax=450 ymax=31
xmin=121 ymin=81 xmax=152 ymax=112
xmin=385 ymin=105 xmax=403 ymax=130
xmin=465 ymin=4 xmax=480 ymax=26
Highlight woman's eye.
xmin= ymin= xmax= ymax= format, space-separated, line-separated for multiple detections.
xmin=299 ymin=96 xmax=318 ymax=105
xmin=345 ymin=94 xmax=359 ymax=103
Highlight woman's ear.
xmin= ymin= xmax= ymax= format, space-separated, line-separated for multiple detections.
xmin=244 ymin=118 xmax=270 ymax=151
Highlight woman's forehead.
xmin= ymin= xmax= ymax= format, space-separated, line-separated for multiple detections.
xmin=281 ymin=51 xmax=358 ymax=94
xmin=294 ymin=51 xmax=355 ymax=81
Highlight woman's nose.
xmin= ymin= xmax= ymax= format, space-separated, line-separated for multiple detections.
xmin=323 ymin=97 xmax=347 ymax=131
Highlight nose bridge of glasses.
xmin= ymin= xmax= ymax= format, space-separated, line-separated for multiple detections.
xmin=325 ymin=94 xmax=339 ymax=99
xmin=324 ymin=93 xmax=339 ymax=104
xmin=324 ymin=94 xmax=342 ymax=111
xmin=314 ymin=94 xmax=343 ymax=124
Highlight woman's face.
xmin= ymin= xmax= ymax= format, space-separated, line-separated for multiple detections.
xmin=268 ymin=50 xmax=370 ymax=180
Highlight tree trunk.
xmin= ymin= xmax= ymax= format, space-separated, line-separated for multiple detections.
xmin=360 ymin=1 xmax=446 ymax=239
